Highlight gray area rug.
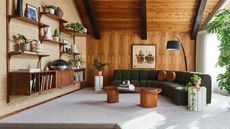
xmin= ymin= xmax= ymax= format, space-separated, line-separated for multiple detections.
xmin=0 ymin=89 xmax=230 ymax=129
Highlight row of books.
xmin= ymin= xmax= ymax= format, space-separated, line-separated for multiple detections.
xmin=30 ymin=74 xmax=54 ymax=93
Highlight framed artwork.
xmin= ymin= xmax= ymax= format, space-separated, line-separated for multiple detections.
xmin=132 ymin=44 xmax=156 ymax=69
xmin=26 ymin=4 xmax=38 ymax=21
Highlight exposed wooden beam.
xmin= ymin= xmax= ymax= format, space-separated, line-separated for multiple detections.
xmin=191 ymin=0 xmax=207 ymax=40
xmin=82 ymin=0 xmax=100 ymax=39
xmin=140 ymin=0 xmax=147 ymax=40
xmin=201 ymin=0 xmax=228 ymax=30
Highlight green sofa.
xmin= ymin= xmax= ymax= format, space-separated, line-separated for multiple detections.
xmin=111 ymin=70 xmax=212 ymax=105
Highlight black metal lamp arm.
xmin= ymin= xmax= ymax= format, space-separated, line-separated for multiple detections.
xmin=176 ymin=37 xmax=188 ymax=71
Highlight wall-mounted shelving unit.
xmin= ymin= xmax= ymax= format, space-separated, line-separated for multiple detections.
xmin=6 ymin=5 xmax=87 ymax=103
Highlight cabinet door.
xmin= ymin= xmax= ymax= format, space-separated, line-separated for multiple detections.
xmin=56 ymin=70 xmax=62 ymax=88
xmin=61 ymin=70 xmax=74 ymax=86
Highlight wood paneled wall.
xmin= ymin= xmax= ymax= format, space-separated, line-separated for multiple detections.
xmin=86 ymin=30 xmax=195 ymax=87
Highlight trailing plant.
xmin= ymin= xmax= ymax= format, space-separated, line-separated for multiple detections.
xmin=92 ymin=58 xmax=109 ymax=71
xmin=17 ymin=34 xmax=36 ymax=44
xmin=65 ymin=22 xmax=87 ymax=33
xmin=185 ymin=74 xmax=201 ymax=110
xmin=207 ymin=9 xmax=230 ymax=91
xmin=68 ymin=55 xmax=85 ymax=67
xmin=65 ymin=23 xmax=87 ymax=44
xmin=53 ymin=29 xmax=60 ymax=37
xmin=45 ymin=5 xmax=56 ymax=9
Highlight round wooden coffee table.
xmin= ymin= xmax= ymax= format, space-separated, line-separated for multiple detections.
xmin=102 ymin=86 xmax=119 ymax=103
xmin=136 ymin=88 xmax=162 ymax=108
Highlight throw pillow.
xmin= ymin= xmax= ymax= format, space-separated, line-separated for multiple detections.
xmin=166 ymin=71 xmax=176 ymax=82
xmin=157 ymin=71 xmax=167 ymax=81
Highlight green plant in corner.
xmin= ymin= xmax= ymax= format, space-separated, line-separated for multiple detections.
xmin=207 ymin=9 xmax=230 ymax=94
xmin=92 ymin=58 xmax=109 ymax=76
xmin=185 ymin=74 xmax=201 ymax=110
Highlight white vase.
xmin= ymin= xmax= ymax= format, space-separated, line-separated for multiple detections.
xmin=35 ymin=41 xmax=43 ymax=53
xmin=53 ymin=36 xmax=59 ymax=42
xmin=49 ymin=8 xmax=55 ymax=14
xmin=45 ymin=26 xmax=53 ymax=40
xmin=72 ymin=44 xmax=77 ymax=52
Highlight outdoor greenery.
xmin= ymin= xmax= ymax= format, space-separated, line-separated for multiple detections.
xmin=92 ymin=58 xmax=109 ymax=71
xmin=207 ymin=9 xmax=230 ymax=91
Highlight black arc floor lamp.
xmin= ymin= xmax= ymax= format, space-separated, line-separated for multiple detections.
xmin=166 ymin=37 xmax=188 ymax=71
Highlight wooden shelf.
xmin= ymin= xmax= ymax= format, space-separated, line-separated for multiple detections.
xmin=9 ymin=51 xmax=49 ymax=60
xmin=60 ymin=52 xmax=81 ymax=56
xmin=9 ymin=15 xmax=49 ymax=28
xmin=42 ymin=39 xmax=68 ymax=45
xmin=40 ymin=12 xmax=68 ymax=23
xmin=60 ymin=28 xmax=87 ymax=37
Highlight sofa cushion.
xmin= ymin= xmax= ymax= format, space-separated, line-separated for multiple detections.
xmin=113 ymin=70 xmax=122 ymax=80
xmin=122 ymin=70 xmax=130 ymax=81
xmin=175 ymin=71 xmax=188 ymax=85
xmin=139 ymin=70 xmax=148 ymax=80
xmin=157 ymin=71 xmax=167 ymax=81
xmin=130 ymin=70 xmax=139 ymax=80
xmin=166 ymin=71 xmax=176 ymax=82
xmin=148 ymin=70 xmax=158 ymax=80
xmin=130 ymin=80 xmax=140 ymax=87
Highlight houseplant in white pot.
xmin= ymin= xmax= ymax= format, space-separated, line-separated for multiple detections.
xmin=17 ymin=34 xmax=36 ymax=52
xmin=68 ymin=55 xmax=85 ymax=69
xmin=45 ymin=5 xmax=56 ymax=14
xmin=53 ymin=29 xmax=60 ymax=42
xmin=92 ymin=58 xmax=109 ymax=76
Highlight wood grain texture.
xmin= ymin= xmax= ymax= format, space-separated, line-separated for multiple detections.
xmin=86 ymin=30 xmax=195 ymax=87
xmin=75 ymin=0 xmax=222 ymax=34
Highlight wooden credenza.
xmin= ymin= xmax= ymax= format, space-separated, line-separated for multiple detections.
xmin=56 ymin=69 xmax=74 ymax=88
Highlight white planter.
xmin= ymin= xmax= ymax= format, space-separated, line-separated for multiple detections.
xmin=95 ymin=76 xmax=103 ymax=92
xmin=53 ymin=36 xmax=59 ymax=42
xmin=49 ymin=8 xmax=55 ymax=14
xmin=188 ymin=86 xmax=207 ymax=111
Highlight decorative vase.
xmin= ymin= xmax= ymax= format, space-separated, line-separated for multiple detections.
xmin=45 ymin=26 xmax=53 ymax=40
xmin=71 ymin=44 xmax=77 ymax=52
xmin=53 ymin=36 xmax=59 ymax=42
xmin=35 ymin=41 xmax=43 ymax=53
xmin=17 ymin=0 xmax=23 ymax=16
xmin=98 ymin=71 xmax=102 ymax=76
xmin=76 ymin=61 xmax=81 ymax=69
xmin=55 ymin=7 xmax=63 ymax=18
xmin=49 ymin=8 xmax=55 ymax=14
xmin=20 ymin=43 xmax=30 ymax=52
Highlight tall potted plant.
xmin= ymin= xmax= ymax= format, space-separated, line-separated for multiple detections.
xmin=92 ymin=58 xmax=109 ymax=76
xmin=207 ymin=9 xmax=230 ymax=95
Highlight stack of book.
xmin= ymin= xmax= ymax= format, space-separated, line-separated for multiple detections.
xmin=30 ymin=74 xmax=54 ymax=93
xmin=118 ymin=84 xmax=135 ymax=91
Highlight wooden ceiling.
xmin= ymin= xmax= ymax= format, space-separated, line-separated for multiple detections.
xmin=75 ymin=0 xmax=223 ymax=34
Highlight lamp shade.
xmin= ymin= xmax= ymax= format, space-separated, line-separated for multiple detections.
xmin=166 ymin=40 xmax=181 ymax=50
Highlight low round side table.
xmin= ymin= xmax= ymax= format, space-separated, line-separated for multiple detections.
xmin=102 ymin=86 xmax=119 ymax=103
xmin=138 ymin=88 xmax=162 ymax=108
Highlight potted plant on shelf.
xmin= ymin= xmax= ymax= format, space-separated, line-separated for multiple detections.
xmin=53 ymin=29 xmax=60 ymax=42
xmin=68 ymin=55 xmax=85 ymax=69
xmin=65 ymin=22 xmax=87 ymax=44
xmin=17 ymin=34 xmax=36 ymax=52
xmin=92 ymin=58 xmax=109 ymax=76
xmin=45 ymin=5 xmax=56 ymax=14
xmin=207 ymin=9 xmax=230 ymax=95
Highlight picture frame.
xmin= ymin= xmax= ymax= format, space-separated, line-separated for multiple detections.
xmin=132 ymin=44 xmax=156 ymax=69
xmin=26 ymin=4 xmax=38 ymax=21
